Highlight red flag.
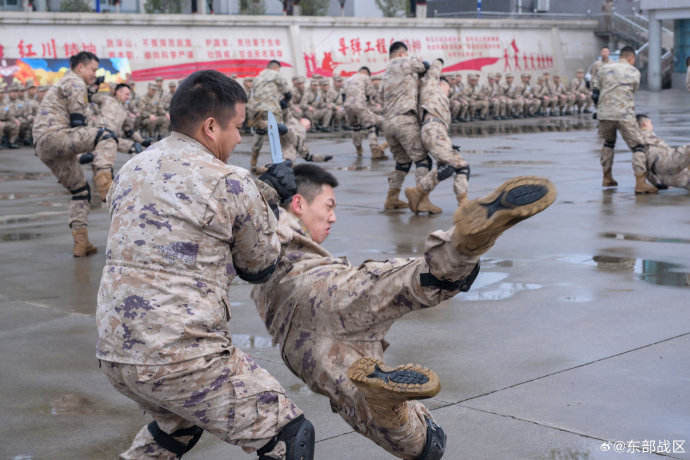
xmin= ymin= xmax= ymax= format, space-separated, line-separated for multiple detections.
xmin=511 ymin=39 xmax=519 ymax=54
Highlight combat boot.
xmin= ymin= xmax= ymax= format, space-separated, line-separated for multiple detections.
xmin=602 ymin=169 xmax=618 ymax=187
xmin=453 ymin=176 xmax=556 ymax=256
xmin=379 ymin=141 xmax=388 ymax=152
xmin=384 ymin=188 xmax=408 ymax=209
xmin=634 ymin=174 xmax=658 ymax=194
xmin=347 ymin=356 xmax=440 ymax=429
xmin=355 ymin=145 xmax=363 ymax=157
xmin=93 ymin=169 xmax=113 ymax=202
xmin=405 ymin=186 xmax=442 ymax=214
xmin=72 ymin=228 xmax=97 ymax=257
xmin=370 ymin=144 xmax=388 ymax=160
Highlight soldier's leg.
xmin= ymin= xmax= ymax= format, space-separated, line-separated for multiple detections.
xmin=102 ymin=347 xmax=310 ymax=460
xmin=598 ymin=121 xmax=619 ymax=187
xmin=360 ymin=107 xmax=385 ymax=159
xmin=383 ymin=119 xmax=410 ymax=209
xmin=346 ymin=107 xmax=364 ymax=156
xmin=479 ymin=99 xmax=489 ymax=119
xmin=619 ymin=120 xmax=658 ymax=194
xmin=250 ymin=112 xmax=269 ymax=174
xmin=450 ymin=100 xmax=461 ymax=120
xmin=4 ymin=121 xmax=20 ymax=147
xmin=654 ymin=145 xmax=690 ymax=176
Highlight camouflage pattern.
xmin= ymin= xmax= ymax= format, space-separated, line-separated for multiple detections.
xmin=418 ymin=60 xmax=450 ymax=127
xmin=463 ymin=79 xmax=489 ymax=119
xmin=641 ymin=130 xmax=690 ymax=190
xmin=450 ymin=78 xmax=469 ymax=120
xmin=383 ymin=114 xmax=426 ymax=190
xmin=137 ymin=89 xmax=167 ymax=136
xmin=598 ymin=120 xmax=646 ymax=175
xmin=381 ymin=56 xmax=426 ymax=119
xmin=590 ymin=58 xmax=610 ymax=80
xmin=344 ymin=72 xmax=381 ymax=151
xmin=1 ymin=94 xmax=20 ymax=143
xmin=281 ymin=109 xmax=329 ymax=164
xmin=90 ymin=92 xmax=142 ymax=154
xmin=307 ymin=85 xmax=332 ymax=128
xmin=517 ymin=77 xmax=542 ymax=116
xmin=499 ymin=77 xmax=520 ymax=117
xmin=33 ymin=70 xmax=117 ymax=229
xmin=569 ymin=75 xmax=592 ymax=112
xmin=323 ymin=84 xmax=345 ymax=128
xmin=549 ymin=77 xmax=574 ymax=114
xmin=592 ymin=61 xmax=640 ymax=122
xmin=251 ymin=210 xmax=480 ymax=458
xmin=250 ymin=68 xmax=289 ymax=124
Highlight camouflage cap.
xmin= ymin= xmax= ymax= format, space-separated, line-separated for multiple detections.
xmin=505 ymin=72 xmax=514 ymax=78
xmin=294 ymin=76 xmax=305 ymax=84
xmin=468 ymin=73 xmax=478 ymax=80
xmin=319 ymin=79 xmax=330 ymax=85
xmin=552 ymin=73 xmax=561 ymax=79
xmin=9 ymin=82 xmax=23 ymax=91
xmin=154 ymin=76 xmax=164 ymax=82
xmin=487 ymin=72 xmax=495 ymax=79
xmin=371 ymin=75 xmax=382 ymax=81
xmin=25 ymin=79 xmax=36 ymax=89
xmin=38 ymin=85 xmax=50 ymax=92
xmin=494 ymin=72 xmax=503 ymax=78
xmin=309 ymin=79 xmax=319 ymax=85
xmin=148 ymin=82 xmax=158 ymax=90
xmin=333 ymin=75 xmax=344 ymax=83
xmin=169 ymin=81 xmax=177 ymax=87
xmin=576 ymin=68 xmax=585 ymax=73
xmin=521 ymin=73 xmax=530 ymax=78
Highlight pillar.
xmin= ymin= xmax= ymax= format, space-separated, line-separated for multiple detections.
xmin=647 ymin=9 xmax=662 ymax=91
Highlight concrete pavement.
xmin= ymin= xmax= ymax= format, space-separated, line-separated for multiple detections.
xmin=1 ymin=89 xmax=689 ymax=460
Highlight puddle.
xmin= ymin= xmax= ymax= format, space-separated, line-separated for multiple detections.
xmin=560 ymin=254 xmax=690 ymax=288
xmin=601 ymin=232 xmax=690 ymax=245
xmin=0 ymin=192 xmax=65 ymax=200
xmin=456 ymin=271 xmax=541 ymax=301
xmin=0 ymin=170 xmax=53 ymax=182
xmin=48 ymin=393 xmax=97 ymax=416
xmin=559 ymin=295 xmax=594 ymax=302
xmin=543 ymin=447 xmax=593 ymax=460
xmin=231 ymin=334 xmax=277 ymax=349
xmin=0 ymin=233 xmax=41 ymax=242
xmin=482 ymin=160 xmax=554 ymax=166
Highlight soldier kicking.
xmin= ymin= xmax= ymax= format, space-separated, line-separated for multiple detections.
xmin=252 ymin=163 xmax=556 ymax=459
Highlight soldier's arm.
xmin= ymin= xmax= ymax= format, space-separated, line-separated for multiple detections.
xmin=63 ymin=78 xmax=90 ymax=127
xmin=409 ymin=56 xmax=427 ymax=75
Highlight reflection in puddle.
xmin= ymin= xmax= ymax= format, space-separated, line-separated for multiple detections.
xmin=560 ymin=254 xmax=690 ymax=288
xmin=544 ymin=447 xmax=593 ymax=460
xmin=232 ymin=334 xmax=277 ymax=349
xmin=0 ymin=233 xmax=40 ymax=242
xmin=600 ymin=232 xmax=690 ymax=245
xmin=559 ymin=295 xmax=593 ymax=302
xmin=0 ymin=170 xmax=53 ymax=182
xmin=456 ymin=271 xmax=541 ymax=301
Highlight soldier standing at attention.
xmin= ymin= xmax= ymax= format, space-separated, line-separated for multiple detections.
xmin=406 ymin=59 xmax=470 ymax=213
xmin=592 ymin=45 xmax=657 ymax=193
xmin=248 ymin=60 xmax=290 ymax=174
xmin=97 ymin=70 xmax=315 ymax=460
xmin=252 ymin=163 xmax=556 ymax=460
xmin=381 ymin=41 xmax=432 ymax=210
xmin=32 ymin=51 xmax=118 ymax=256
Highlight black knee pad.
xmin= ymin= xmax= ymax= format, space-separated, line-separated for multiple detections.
xmin=257 ymin=414 xmax=315 ymax=460
xmin=147 ymin=421 xmax=203 ymax=458
xmin=70 ymin=113 xmax=87 ymax=127
xmin=414 ymin=417 xmax=447 ymax=460
xmin=277 ymin=123 xmax=288 ymax=135
xmin=420 ymin=262 xmax=480 ymax=292
xmin=415 ymin=156 xmax=432 ymax=170
xmin=70 ymin=183 xmax=91 ymax=202
xmin=632 ymin=144 xmax=646 ymax=154
xmin=456 ymin=164 xmax=470 ymax=180
xmin=437 ymin=163 xmax=455 ymax=182
xmin=603 ymin=140 xmax=616 ymax=149
xmin=254 ymin=128 xmax=267 ymax=136
xmin=94 ymin=127 xmax=118 ymax=147
xmin=395 ymin=161 xmax=412 ymax=173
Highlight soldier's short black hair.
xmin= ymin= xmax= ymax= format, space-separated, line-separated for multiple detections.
xmin=169 ymin=70 xmax=248 ymax=135
xmin=439 ymin=76 xmax=450 ymax=86
xmin=115 ymin=83 xmax=131 ymax=93
xmin=620 ymin=46 xmax=636 ymax=59
xmin=389 ymin=41 xmax=408 ymax=57
xmin=69 ymin=51 xmax=99 ymax=70
xmin=359 ymin=66 xmax=371 ymax=76
xmin=267 ymin=60 xmax=281 ymax=69
xmin=636 ymin=113 xmax=650 ymax=126
xmin=292 ymin=164 xmax=338 ymax=205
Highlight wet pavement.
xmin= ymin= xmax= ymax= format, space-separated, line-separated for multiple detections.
xmin=1 ymin=89 xmax=689 ymax=460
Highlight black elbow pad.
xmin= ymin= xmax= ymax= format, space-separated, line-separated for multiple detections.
xmin=70 ymin=113 xmax=87 ymax=127
xmin=235 ymin=262 xmax=277 ymax=284
xmin=591 ymin=89 xmax=600 ymax=105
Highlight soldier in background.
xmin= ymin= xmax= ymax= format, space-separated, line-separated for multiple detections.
xmin=592 ymin=45 xmax=657 ymax=193
xmin=450 ymin=74 xmax=470 ymax=122
xmin=551 ymin=74 xmax=575 ymax=115
xmin=517 ymin=74 xmax=541 ymax=117
xmin=281 ymin=105 xmax=333 ymax=165
xmin=159 ymin=80 xmax=177 ymax=113
xmin=0 ymin=83 xmax=21 ymax=149
xmin=7 ymin=83 xmax=28 ymax=147
xmin=32 ymin=51 xmax=118 ymax=256
xmin=464 ymin=73 xmax=489 ymax=121
xmin=90 ymin=83 xmax=146 ymax=155
xmin=406 ymin=59 xmax=470 ymax=213
xmin=248 ymin=60 xmax=290 ymax=174
xmin=332 ymin=75 xmax=347 ymax=130
xmin=570 ymin=68 xmax=593 ymax=114
xmin=590 ymin=46 xmax=611 ymax=81
xmin=344 ymin=66 xmax=387 ymax=160
xmin=241 ymin=77 xmax=254 ymax=134
xmin=137 ymin=82 xmax=167 ymax=139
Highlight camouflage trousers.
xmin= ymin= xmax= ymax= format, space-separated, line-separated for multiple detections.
xmin=277 ymin=228 xmax=479 ymax=459
xmin=598 ymin=119 xmax=647 ymax=175
xmin=573 ymin=93 xmax=592 ymax=112
xmin=102 ymin=347 xmax=302 ymax=459
xmin=450 ymin=98 xmax=469 ymax=120
xmin=383 ymin=114 xmax=426 ymax=191
xmin=417 ymin=119 xmax=469 ymax=198
xmin=345 ymin=103 xmax=380 ymax=150
xmin=646 ymin=144 xmax=690 ymax=190
xmin=312 ymin=108 xmax=332 ymax=129
xmin=1 ymin=119 xmax=19 ymax=143
xmin=140 ymin=116 xmax=167 ymax=138
xmin=34 ymin=127 xmax=117 ymax=229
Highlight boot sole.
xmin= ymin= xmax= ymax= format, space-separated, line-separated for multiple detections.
xmin=347 ymin=356 xmax=440 ymax=399
xmin=454 ymin=176 xmax=556 ymax=237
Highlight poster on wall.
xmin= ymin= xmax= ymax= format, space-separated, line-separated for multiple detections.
xmin=0 ymin=57 xmax=131 ymax=87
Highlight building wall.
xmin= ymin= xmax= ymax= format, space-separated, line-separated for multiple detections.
xmin=0 ymin=12 xmax=599 ymax=91
xmin=427 ymin=0 xmax=637 ymax=16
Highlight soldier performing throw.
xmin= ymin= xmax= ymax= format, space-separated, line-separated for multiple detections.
xmin=252 ymin=163 xmax=556 ymax=460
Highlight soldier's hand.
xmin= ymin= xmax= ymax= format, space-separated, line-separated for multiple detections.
xmin=259 ymin=163 xmax=297 ymax=205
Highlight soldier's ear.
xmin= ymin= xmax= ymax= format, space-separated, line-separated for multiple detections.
xmin=290 ymin=193 xmax=305 ymax=216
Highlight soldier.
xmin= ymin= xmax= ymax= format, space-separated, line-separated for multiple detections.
xmin=1 ymin=83 xmax=22 ymax=149
xmin=137 ymin=83 xmax=167 ymax=138
xmin=590 ymin=46 xmax=611 ymax=81
xmin=517 ymin=74 xmax=541 ymax=117
xmin=97 ymin=69 xmax=315 ymax=460
xmin=90 ymin=83 xmax=146 ymax=155
xmin=498 ymin=72 xmax=518 ymax=118
xmin=592 ymin=46 xmax=657 ymax=193
xmin=252 ymin=163 xmax=556 ymax=460
xmin=464 ymin=73 xmax=489 ymax=121
xmin=281 ymin=106 xmax=333 ymax=165
xmin=32 ymin=51 xmax=118 ymax=256
xmin=344 ymin=66 xmax=387 ymax=160
xmin=306 ymin=78 xmax=332 ymax=132
xmin=405 ymin=59 xmax=470 ymax=213
xmin=154 ymin=75 xmax=164 ymax=97
xmin=381 ymin=41 xmax=431 ymax=210
xmin=159 ymin=80 xmax=177 ymax=113
xmin=636 ymin=114 xmax=690 ymax=191
xmin=242 ymin=77 xmax=254 ymax=134
xmin=551 ymin=74 xmax=574 ymax=115
xmin=315 ymin=78 xmax=336 ymax=132
xmin=450 ymin=74 xmax=470 ymax=122
xmin=331 ymin=75 xmax=347 ymax=129
xmin=248 ymin=60 xmax=290 ymax=174
xmin=486 ymin=73 xmax=506 ymax=120
xmin=570 ymin=68 xmax=593 ymax=114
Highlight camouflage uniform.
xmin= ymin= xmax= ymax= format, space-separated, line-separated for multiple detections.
xmin=592 ymin=61 xmax=646 ymax=176
xmin=251 ymin=209 xmax=479 ymax=458
xmin=306 ymin=81 xmax=331 ymax=130
xmin=1 ymin=85 xmax=21 ymax=146
xmin=549 ymin=76 xmax=574 ymax=115
xmin=463 ymin=75 xmax=489 ymax=120
xmin=137 ymin=84 xmax=167 ymax=138
xmin=32 ymin=70 xmax=117 ymax=229
xmin=248 ymin=68 xmax=289 ymax=170
xmin=90 ymin=92 xmax=143 ymax=154
xmin=417 ymin=60 xmax=469 ymax=199
xmin=382 ymin=56 xmax=427 ymax=191
xmin=570 ymin=71 xmax=592 ymax=113
xmin=449 ymin=76 xmax=469 ymax=121
xmin=517 ymin=76 xmax=541 ymax=117
xmin=280 ymin=108 xmax=329 ymax=164
xmin=323 ymin=80 xmax=346 ymax=129
xmin=499 ymin=74 xmax=520 ymax=118
xmin=344 ymin=72 xmax=382 ymax=156
xmin=590 ymin=58 xmax=610 ymax=80
xmin=97 ymin=132 xmax=302 ymax=458
xmin=641 ymin=130 xmax=690 ymax=190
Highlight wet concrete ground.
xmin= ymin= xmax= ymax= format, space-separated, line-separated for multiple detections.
xmin=1 ymin=89 xmax=689 ymax=460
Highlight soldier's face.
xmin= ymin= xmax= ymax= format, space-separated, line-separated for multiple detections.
xmin=76 ymin=59 xmax=99 ymax=85
xmin=295 ymin=185 xmax=336 ymax=244
xmin=601 ymin=48 xmax=610 ymax=59
xmin=213 ymin=103 xmax=246 ymax=162
xmin=115 ymin=87 xmax=131 ymax=103
xmin=439 ymin=80 xmax=451 ymax=98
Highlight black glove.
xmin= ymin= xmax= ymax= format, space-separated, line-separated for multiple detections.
xmin=259 ymin=162 xmax=297 ymax=205
xmin=129 ymin=142 xmax=144 ymax=154
xmin=422 ymin=61 xmax=430 ymax=71
xmin=283 ymin=91 xmax=292 ymax=102
xmin=591 ymin=89 xmax=600 ymax=106
xmin=323 ymin=155 xmax=333 ymax=162
xmin=592 ymin=112 xmax=598 ymax=120
xmin=452 ymin=144 xmax=461 ymax=152
xmin=280 ymin=98 xmax=289 ymax=110
xmin=277 ymin=123 xmax=288 ymax=135
xmin=142 ymin=137 xmax=155 ymax=147
xmin=70 ymin=113 xmax=87 ymax=127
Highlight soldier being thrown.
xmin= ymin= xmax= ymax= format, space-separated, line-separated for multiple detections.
xmin=97 ymin=70 xmax=315 ymax=460
xmin=32 ymin=51 xmax=118 ymax=256
xmin=637 ymin=114 xmax=690 ymax=191
xmin=252 ymin=163 xmax=556 ymax=459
